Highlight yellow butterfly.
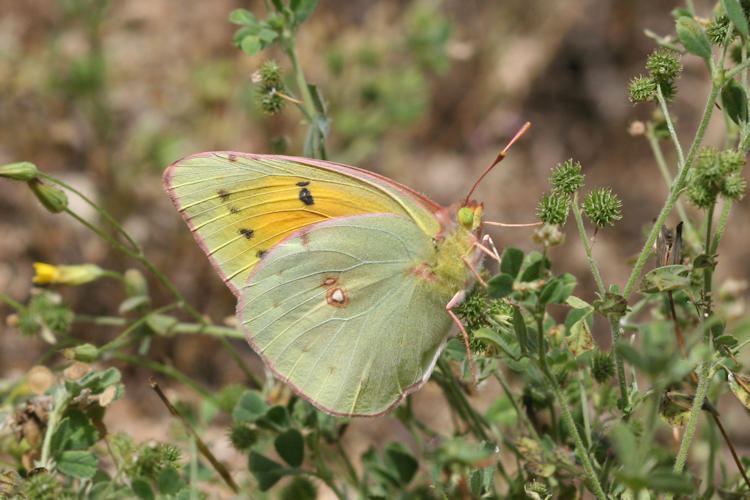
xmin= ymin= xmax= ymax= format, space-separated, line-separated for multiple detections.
xmin=163 ymin=124 xmax=529 ymax=416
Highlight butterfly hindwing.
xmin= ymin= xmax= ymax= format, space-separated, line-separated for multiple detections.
xmin=163 ymin=153 xmax=442 ymax=295
xmin=237 ymin=213 xmax=454 ymax=416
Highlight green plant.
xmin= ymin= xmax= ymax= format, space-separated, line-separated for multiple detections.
xmin=2 ymin=1 xmax=750 ymax=498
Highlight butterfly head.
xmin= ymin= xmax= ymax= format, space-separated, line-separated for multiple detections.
xmin=457 ymin=201 xmax=483 ymax=232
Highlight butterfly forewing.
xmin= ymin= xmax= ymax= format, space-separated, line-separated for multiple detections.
xmin=237 ymin=214 xmax=454 ymax=416
xmin=164 ymin=153 xmax=441 ymax=295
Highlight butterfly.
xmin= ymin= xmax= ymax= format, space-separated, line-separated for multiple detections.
xmin=162 ymin=124 xmax=529 ymax=417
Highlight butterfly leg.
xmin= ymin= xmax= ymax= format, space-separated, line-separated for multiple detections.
xmin=482 ymin=234 xmax=501 ymax=261
xmin=461 ymin=255 xmax=487 ymax=287
xmin=446 ymin=290 xmax=478 ymax=387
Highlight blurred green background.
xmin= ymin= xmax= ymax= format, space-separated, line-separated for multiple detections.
xmin=1 ymin=0 xmax=748 ymax=472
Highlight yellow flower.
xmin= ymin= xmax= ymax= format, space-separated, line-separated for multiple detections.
xmin=32 ymin=263 xmax=105 ymax=286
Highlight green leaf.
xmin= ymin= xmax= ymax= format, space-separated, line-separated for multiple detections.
xmin=593 ymin=292 xmax=628 ymax=319
xmin=721 ymin=78 xmax=748 ymax=125
xmin=248 ymin=451 xmax=285 ymax=491
xmin=549 ymin=273 xmax=576 ymax=303
xmin=538 ymin=279 xmax=560 ymax=305
xmin=131 ymin=477 xmax=154 ymax=500
xmin=240 ymin=36 xmax=262 ymax=57
xmin=722 ymin=0 xmax=749 ymax=37
xmin=118 ymin=295 xmax=150 ymax=314
xmin=675 ymin=16 xmax=712 ymax=59
xmin=658 ymin=392 xmax=692 ymax=426
xmin=290 ymin=0 xmax=318 ymax=26
xmin=66 ymin=367 xmax=121 ymax=397
xmin=565 ymin=312 xmax=595 ymax=357
xmin=487 ymin=273 xmax=514 ymax=299
xmin=640 ymin=265 xmax=691 ymax=293
xmin=57 ymin=450 xmax=98 ymax=478
xmin=274 ymin=429 xmax=305 ymax=467
xmin=233 ymin=391 xmax=268 ymax=423
xmin=500 ymin=247 xmax=524 ymax=278
xmin=486 ymin=395 xmax=518 ymax=426
xmin=646 ymin=470 xmax=695 ymax=494
xmin=715 ymin=334 xmax=738 ymax=347
xmin=566 ymin=295 xmax=593 ymax=311
xmin=608 ymin=423 xmax=637 ymax=470
xmin=145 ymin=314 xmax=178 ymax=335
xmin=50 ymin=409 xmax=100 ymax=454
xmin=157 ymin=467 xmax=185 ymax=494
xmin=728 ymin=372 xmax=750 ymax=409
xmin=258 ymin=28 xmax=279 ymax=45
xmin=229 ymin=8 xmax=259 ymax=27
xmin=473 ymin=327 xmax=520 ymax=360
xmin=384 ymin=443 xmax=418 ymax=485
xmin=512 ymin=307 xmax=528 ymax=355
xmin=520 ymin=257 xmax=545 ymax=282
xmin=281 ymin=477 xmax=317 ymax=500
xmin=257 ymin=405 xmax=290 ymax=431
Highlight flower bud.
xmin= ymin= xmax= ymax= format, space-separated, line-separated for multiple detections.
xmin=33 ymin=262 xmax=105 ymax=286
xmin=0 ymin=161 xmax=38 ymax=181
xmin=28 ymin=179 xmax=68 ymax=213
xmin=62 ymin=343 xmax=99 ymax=362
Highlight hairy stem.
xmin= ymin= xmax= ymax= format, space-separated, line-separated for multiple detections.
xmin=623 ymin=81 xmax=720 ymax=298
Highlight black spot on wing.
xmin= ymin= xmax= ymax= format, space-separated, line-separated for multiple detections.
xmin=296 ymin=180 xmax=310 ymax=186
xmin=229 ymin=207 xmax=240 ymax=214
xmin=239 ymin=229 xmax=254 ymax=239
xmin=298 ymin=187 xmax=314 ymax=206
xmin=217 ymin=189 xmax=230 ymax=201
xmin=256 ymin=249 xmax=267 ymax=258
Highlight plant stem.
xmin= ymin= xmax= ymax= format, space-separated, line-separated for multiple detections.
xmin=656 ymin=85 xmax=685 ymax=167
xmin=0 ymin=292 xmax=25 ymax=311
xmin=673 ymin=362 xmax=712 ymax=474
xmin=39 ymin=388 xmax=68 ymax=469
xmin=75 ymin=315 xmax=244 ymax=338
xmin=548 ymin=368 xmax=606 ymax=499
xmin=40 ymin=172 xmax=140 ymax=253
xmin=623 ymin=81 xmax=720 ymax=298
xmin=645 ymin=124 xmax=699 ymax=250
xmin=710 ymin=200 xmax=731 ymax=254
xmin=571 ymin=194 xmax=605 ymax=294
xmin=703 ymin=203 xmax=715 ymax=319
xmin=532 ymin=309 xmax=605 ymax=498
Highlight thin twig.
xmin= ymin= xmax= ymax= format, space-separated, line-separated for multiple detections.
xmin=149 ymin=378 xmax=239 ymax=494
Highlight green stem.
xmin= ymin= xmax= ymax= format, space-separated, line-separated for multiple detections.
xmin=0 ymin=292 xmax=26 ymax=311
xmin=656 ymin=85 xmax=685 ymax=167
xmin=283 ymin=34 xmax=327 ymax=159
xmin=39 ymin=388 xmax=68 ymax=468
xmin=75 ymin=315 xmax=244 ymax=339
xmin=532 ymin=307 xmax=605 ymax=498
xmin=40 ymin=172 xmax=140 ymax=253
xmin=673 ymin=362 xmax=712 ymax=473
xmin=571 ymin=193 xmax=605 ymax=294
xmin=623 ymin=81 xmax=720 ymax=298
xmin=703 ymin=203 xmax=715 ymax=319
xmin=549 ymin=369 xmax=606 ymax=498
xmin=578 ymin=373 xmax=592 ymax=448
xmin=710 ymin=200 xmax=731 ymax=254
xmin=435 ymin=358 xmax=489 ymax=440
xmin=645 ymin=124 xmax=699 ymax=250
xmin=98 ymin=304 xmax=179 ymax=353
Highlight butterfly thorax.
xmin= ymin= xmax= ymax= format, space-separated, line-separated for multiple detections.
xmin=417 ymin=203 xmax=483 ymax=298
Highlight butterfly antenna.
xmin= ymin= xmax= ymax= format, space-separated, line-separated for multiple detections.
xmin=464 ymin=121 xmax=531 ymax=205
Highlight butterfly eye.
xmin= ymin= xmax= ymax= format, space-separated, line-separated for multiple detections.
xmin=458 ymin=206 xmax=474 ymax=227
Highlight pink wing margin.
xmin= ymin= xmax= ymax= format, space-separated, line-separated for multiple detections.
xmin=162 ymin=152 xmax=446 ymax=297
